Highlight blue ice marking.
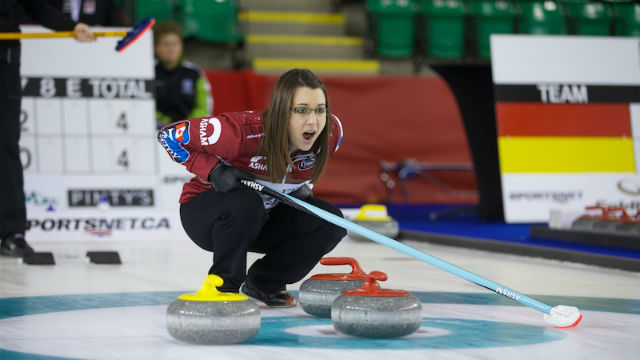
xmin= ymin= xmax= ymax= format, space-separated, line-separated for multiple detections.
xmin=248 ymin=316 xmax=566 ymax=349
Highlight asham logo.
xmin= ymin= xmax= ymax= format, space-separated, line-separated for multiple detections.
xmin=200 ymin=117 xmax=222 ymax=146
xmin=509 ymin=191 xmax=583 ymax=204
xmin=616 ymin=178 xmax=640 ymax=196
xmin=68 ymin=189 xmax=154 ymax=207
xmin=248 ymin=155 xmax=267 ymax=171
xmin=241 ymin=180 xmax=264 ymax=192
xmin=496 ymin=286 xmax=521 ymax=301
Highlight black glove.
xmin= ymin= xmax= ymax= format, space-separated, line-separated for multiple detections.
xmin=208 ymin=163 xmax=255 ymax=193
xmin=289 ymin=184 xmax=313 ymax=200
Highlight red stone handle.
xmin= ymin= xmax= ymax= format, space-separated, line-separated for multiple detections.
xmin=320 ymin=257 xmax=367 ymax=276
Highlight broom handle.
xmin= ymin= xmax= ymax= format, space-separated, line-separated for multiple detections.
xmin=0 ymin=31 xmax=126 ymax=40
xmin=240 ymin=179 xmax=554 ymax=315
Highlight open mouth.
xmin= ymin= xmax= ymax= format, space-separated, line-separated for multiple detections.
xmin=303 ymin=131 xmax=316 ymax=141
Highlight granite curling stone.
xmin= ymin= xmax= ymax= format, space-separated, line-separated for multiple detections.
xmin=348 ymin=204 xmax=399 ymax=241
xmin=166 ymin=274 xmax=261 ymax=344
xmin=571 ymin=216 xmax=621 ymax=233
xmin=331 ymin=271 xmax=422 ymax=338
xmin=299 ymin=257 xmax=368 ymax=318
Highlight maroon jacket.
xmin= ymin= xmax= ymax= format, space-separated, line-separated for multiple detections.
xmin=158 ymin=111 xmax=344 ymax=208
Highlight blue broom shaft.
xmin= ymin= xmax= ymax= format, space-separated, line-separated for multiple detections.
xmin=251 ymin=181 xmax=553 ymax=315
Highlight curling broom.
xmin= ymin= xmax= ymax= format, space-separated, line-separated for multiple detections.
xmin=241 ymin=179 xmax=583 ymax=328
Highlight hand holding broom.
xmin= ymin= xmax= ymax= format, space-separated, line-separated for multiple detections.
xmin=0 ymin=17 xmax=155 ymax=52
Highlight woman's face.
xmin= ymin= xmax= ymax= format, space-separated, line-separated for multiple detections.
xmin=288 ymin=86 xmax=327 ymax=152
xmin=155 ymin=33 xmax=183 ymax=69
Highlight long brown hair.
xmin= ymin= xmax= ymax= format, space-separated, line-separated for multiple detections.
xmin=260 ymin=69 xmax=332 ymax=183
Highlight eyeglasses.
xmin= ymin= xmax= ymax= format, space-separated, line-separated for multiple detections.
xmin=290 ymin=107 xmax=329 ymax=115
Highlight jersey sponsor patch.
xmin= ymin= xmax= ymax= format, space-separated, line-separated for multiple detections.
xmin=293 ymin=153 xmax=315 ymax=170
xmin=248 ymin=155 xmax=268 ymax=171
xmin=199 ymin=117 xmax=222 ymax=146
xmin=157 ymin=121 xmax=191 ymax=164
xmin=294 ymin=154 xmax=316 ymax=170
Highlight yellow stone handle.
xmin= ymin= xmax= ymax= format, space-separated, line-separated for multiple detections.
xmin=178 ymin=274 xmax=249 ymax=302
xmin=197 ymin=274 xmax=224 ymax=297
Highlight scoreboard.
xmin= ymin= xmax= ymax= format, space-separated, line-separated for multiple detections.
xmin=491 ymin=35 xmax=640 ymax=223
xmin=20 ymin=26 xmax=191 ymax=241
xmin=20 ymin=77 xmax=156 ymax=174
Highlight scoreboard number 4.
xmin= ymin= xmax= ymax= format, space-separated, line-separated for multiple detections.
xmin=117 ymin=149 xmax=129 ymax=169
xmin=116 ymin=111 xmax=128 ymax=131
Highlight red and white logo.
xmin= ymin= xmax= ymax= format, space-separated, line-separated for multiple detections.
xmin=175 ymin=123 xmax=187 ymax=141
xmin=248 ymin=155 xmax=267 ymax=171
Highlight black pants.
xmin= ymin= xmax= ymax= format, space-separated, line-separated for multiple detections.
xmin=180 ymin=188 xmax=347 ymax=293
xmin=0 ymin=45 xmax=26 ymax=239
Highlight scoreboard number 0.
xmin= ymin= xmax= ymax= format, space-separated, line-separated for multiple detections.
xmin=20 ymin=147 xmax=32 ymax=170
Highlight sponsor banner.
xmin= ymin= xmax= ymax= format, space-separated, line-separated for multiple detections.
xmin=25 ymin=211 xmax=186 ymax=241
xmin=491 ymin=35 xmax=640 ymax=85
xmin=24 ymin=172 xmax=187 ymax=212
xmin=67 ymin=189 xmax=154 ymax=207
xmin=501 ymin=174 xmax=640 ymax=222
xmin=492 ymin=35 xmax=640 ymax=222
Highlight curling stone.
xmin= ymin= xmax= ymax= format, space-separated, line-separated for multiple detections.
xmin=573 ymin=216 xmax=625 ymax=234
xmin=331 ymin=271 xmax=422 ymax=338
xmin=166 ymin=274 xmax=260 ymax=344
xmin=299 ymin=257 xmax=368 ymax=318
xmin=615 ymin=221 xmax=640 ymax=235
xmin=571 ymin=216 xmax=611 ymax=233
xmin=348 ymin=204 xmax=399 ymax=241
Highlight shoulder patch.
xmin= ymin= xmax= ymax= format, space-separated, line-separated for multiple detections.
xmin=158 ymin=121 xmax=191 ymax=164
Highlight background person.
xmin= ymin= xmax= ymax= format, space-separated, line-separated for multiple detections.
xmin=0 ymin=0 xmax=95 ymax=257
xmin=154 ymin=21 xmax=212 ymax=128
